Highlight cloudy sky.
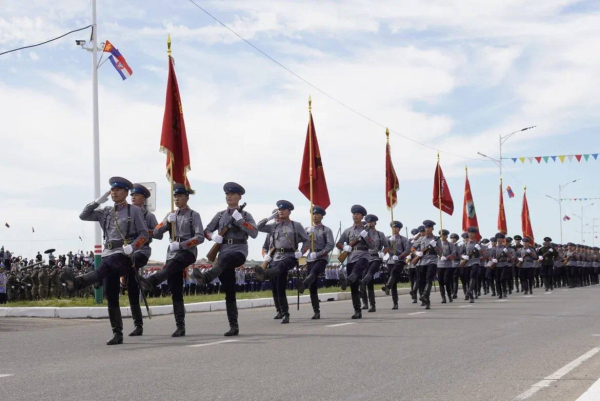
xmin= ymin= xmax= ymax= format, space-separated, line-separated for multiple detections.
xmin=1 ymin=0 xmax=599 ymax=262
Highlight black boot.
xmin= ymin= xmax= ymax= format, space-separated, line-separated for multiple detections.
xmin=392 ymin=302 xmax=398 ymax=310
xmin=192 ymin=263 xmax=223 ymax=287
xmin=139 ymin=267 xmax=168 ymax=294
xmin=310 ymin=292 xmax=320 ymax=319
xmin=360 ymin=284 xmax=369 ymax=309
xmin=339 ymin=271 xmax=348 ymax=291
xmin=351 ymin=310 xmax=362 ymax=319
xmin=62 ymin=268 xmax=99 ymax=294
xmin=423 ymin=283 xmax=432 ymax=309
xmin=172 ymin=301 xmax=186 ymax=337
xmin=300 ymin=273 xmax=316 ymax=295
xmin=367 ymin=289 xmax=376 ymax=312
xmin=274 ymin=311 xmax=283 ymax=319
xmin=129 ymin=303 xmax=143 ymax=336
xmin=281 ymin=312 xmax=290 ymax=324
xmin=224 ymin=301 xmax=239 ymax=336
xmin=107 ymin=307 xmax=123 ymax=345
xmin=441 ymin=291 xmax=447 ymax=304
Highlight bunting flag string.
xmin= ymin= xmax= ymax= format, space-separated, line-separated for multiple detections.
xmin=561 ymin=197 xmax=600 ymax=201
xmin=507 ymin=153 xmax=598 ymax=164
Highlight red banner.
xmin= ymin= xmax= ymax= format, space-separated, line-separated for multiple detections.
xmin=385 ymin=131 xmax=399 ymax=209
xmin=433 ymin=160 xmax=454 ymax=215
xmin=160 ymin=56 xmax=192 ymax=192
xmin=461 ymin=171 xmax=481 ymax=240
xmin=298 ymin=112 xmax=330 ymax=209
xmin=521 ymin=189 xmax=534 ymax=242
xmin=498 ymin=180 xmax=507 ymax=234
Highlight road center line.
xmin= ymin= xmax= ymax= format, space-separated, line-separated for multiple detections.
xmin=0 ymin=374 xmax=14 ymax=379
xmin=458 ymin=305 xmax=473 ymax=308
xmin=189 ymin=340 xmax=239 ymax=348
xmin=576 ymin=376 xmax=600 ymax=400
xmin=407 ymin=311 xmax=427 ymax=316
xmin=325 ymin=323 xmax=355 ymax=328
xmin=513 ymin=346 xmax=600 ymax=401
xmin=544 ymin=292 xmax=553 ymax=295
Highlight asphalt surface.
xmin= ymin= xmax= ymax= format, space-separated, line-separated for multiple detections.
xmin=1 ymin=286 xmax=600 ymax=401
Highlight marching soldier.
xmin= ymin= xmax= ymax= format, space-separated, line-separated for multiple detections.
xmin=460 ymin=227 xmax=481 ymax=303
xmin=127 ymin=183 xmax=158 ymax=337
xmin=490 ymin=233 xmax=514 ymax=299
xmin=414 ymin=220 xmax=439 ymax=310
xmin=358 ymin=214 xmax=389 ymax=313
xmin=407 ymin=227 xmax=423 ymax=303
xmin=139 ymin=183 xmax=204 ymax=337
xmin=539 ymin=237 xmax=558 ymax=291
xmin=193 ymin=182 xmax=258 ymax=335
xmin=62 ymin=177 xmax=149 ymax=345
xmin=512 ymin=235 xmax=523 ymax=292
xmin=337 ymin=205 xmax=370 ymax=319
xmin=436 ymin=229 xmax=456 ymax=303
xmin=486 ymin=237 xmax=497 ymax=296
xmin=516 ymin=237 xmax=538 ymax=294
xmin=450 ymin=233 xmax=461 ymax=299
xmin=382 ymin=221 xmax=410 ymax=309
xmin=255 ymin=200 xmax=309 ymax=324
xmin=297 ymin=205 xmax=334 ymax=319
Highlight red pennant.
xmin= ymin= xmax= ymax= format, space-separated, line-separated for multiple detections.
xmin=433 ymin=160 xmax=454 ymax=215
xmin=575 ymin=154 xmax=582 ymax=162
xmin=535 ymin=157 xmax=542 ymax=163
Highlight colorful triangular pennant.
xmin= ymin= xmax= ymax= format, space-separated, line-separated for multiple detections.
xmin=543 ymin=156 xmax=549 ymax=163
xmin=575 ymin=154 xmax=582 ymax=162
xmin=535 ymin=156 xmax=542 ymax=163
xmin=519 ymin=157 xmax=526 ymax=163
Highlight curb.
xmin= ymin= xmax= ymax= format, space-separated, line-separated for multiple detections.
xmin=0 ymin=288 xmax=411 ymax=319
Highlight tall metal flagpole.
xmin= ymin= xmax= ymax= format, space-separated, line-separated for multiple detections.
xmin=91 ymin=0 xmax=103 ymax=304
xmin=386 ymin=129 xmax=396 ymax=254
xmin=308 ymin=96 xmax=314 ymax=251
xmin=437 ymin=152 xmax=443 ymax=233
xmin=167 ymin=34 xmax=175 ymax=241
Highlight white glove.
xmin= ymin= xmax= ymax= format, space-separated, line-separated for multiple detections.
xmin=267 ymin=212 xmax=278 ymax=221
xmin=170 ymin=242 xmax=180 ymax=252
xmin=503 ymin=248 xmax=508 ymax=253
xmin=95 ymin=190 xmax=111 ymax=204
xmin=343 ymin=243 xmax=353 ymax=253
xmin=309 ymin=252 xmax=317 ymax=260
xmin=462 ymin=255 xmax=469 ymax=260
xmin=429 ymin=240 xmax=437 ymax=247
xmin=526 ymin=248 xmax=532 ymax=254
xmin=390 ymin=235 xmax=396 ymax=241
xmin=440 ymin=256 xmax=447 ymax=261
xmin=360 ymin=230 xmax=369 ymax=238
xmin=492 ymin=258 xmax=498 ymax=263
xmin=378 ymin=252 xmax=385 ymax=259
xmin=213 ymin=233 xmax=223 ymax=244
xmin=416 ymin=251 xmax=424 ymax=257
xmin=406 ymin=255 xmax=412 ymax=261
xmin=549 ymin=248 xmax=554 ymax=253
xmin=538 ymin=256 xmax=543 ymax=261
xmin=475 ymin=244 xmax=481 ymax=250
xmin=294 ymin=251 xmax=303 ymax=259
xmin=167 ymin=213 xmax=177 ymax=223
xmin=27 ymin=284 xmax=32 ymax=287
xmin=518 ymin=257 xmax=523 ymax=262
xmin=123 ymin=245 xmax=133 ymax=255
xmin=264 ymin=254 xmax=272 ymax=262
xmin=307 ymin=226 xmax=315 ymax=234
xmin=392 ymin=255 xmax=399 ymax=262
xmin=232 ymin=210 xmax=243 ymax=221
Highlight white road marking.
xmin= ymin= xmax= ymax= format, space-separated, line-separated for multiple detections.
xmin=513 ymin=347 xmax=600 ymax=400
xmin=591 ymin=334 xmax=600 ymax=337
xmin=544 ymin=292 xmax=553 ymax=295
xmin=497 ymin=299 xmax=508 ymax=302
xmin=407 ymin=311 xmax=427 ymax=316
xmin=325 ymin=323 xmax=355 ymax=328
xmin=576 ymin=376 xmax=600 ymax=400
xmin=189 ymin=340 xmax=239 ymax=348
xmin=523 ymin=295 xmax=534 ymax=298
xmin=458 ymin=305 xmax=473 ymax=308
xmin=0 ymin=374 xmax=14 ymax=379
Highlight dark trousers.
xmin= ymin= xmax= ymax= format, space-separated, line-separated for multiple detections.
xmin=126 ymin=253 xmax=148 ymax=309
xmin=163 ymin=251 xmax=196 ymax=304
xmin=437 ymin=268 xmax=452 ymax=299
xmin=408 ymin=267 xmax=418 ymax=297
xmin=269 ymin=257 xmax=297 ymax=314
xmin=306 ymin=259 xmax=327 ymax=312
xmin=388 ymin=262 xmax=406 ymax=303
xmin=0 ymin=293 xmax=7 ymax=304
xmin=216 ymin=252 xmax=247 ymax=304
xmin=99 ymin=253 xmax=134 ymax=309
xmin=347 ymin=258 xmax=369 ymax=312
xmin=541 ymin=265 xmax=553 ymax=289
xmin=520 ymin=268 xmax=534 ymax=291
xmin=360 ymin=260 xmax=381 ymax=307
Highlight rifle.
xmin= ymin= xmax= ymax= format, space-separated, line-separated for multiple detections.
xmin=489 ymin=249 xmax=507 ymax=270
xmin=562 ymin=252 xmax=573 ymax=267
xmin=206 ymin=202 xmax=247 ymax=263
xmin=261 ymin=247 xmax=276 ymax=270
xmin=337 ymin=223 xmax=370 ymax=264
xmin=411 ymin=236 xmax=440 ymax=266
xmin=459 ymin=242 xmax=480 ymax=268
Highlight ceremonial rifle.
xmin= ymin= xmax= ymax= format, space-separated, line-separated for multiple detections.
xmin=206 ymin=202 xmax=247 ymax=263
xmin=337 ymin=222 xmax=371 ymax=264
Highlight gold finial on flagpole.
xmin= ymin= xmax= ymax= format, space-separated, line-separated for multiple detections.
xmin=167 ymin=33 xmax=172 ymax=57
xmin=308 ymin=95 xmax=312 ymax=113
xmin=386 ymin=127 xmax=390 ymax=139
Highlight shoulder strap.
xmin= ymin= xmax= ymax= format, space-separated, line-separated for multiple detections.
xmin=189 ymin=210 xmax=195 ymax=237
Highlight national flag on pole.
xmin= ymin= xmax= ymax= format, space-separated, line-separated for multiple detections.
xmin=385 ymin=128 xmax=399 ymax=209
xmin=521 ymin=188 xmax=534 ymax=242
xmin=298 ymin=100 xmax=330 ymax=209
xmin=498 ymin=179 xmax=507 ymax=234
xmin=4 ymin=223 xmax=9 ymax=228
xmin=462 ymin=169 xmax=481 ymax=241
xmin=103 ymin=40 xmax=133 ymax=80
xmin=433 ymin=157 xmax=454 ymax=215
xmin=563 ymin=215 xmax=571 ymax=221
xmin=160 ymin=53 xmax=193 ymax=192
xmin=506 ymin=186 xmax=515 ymax=198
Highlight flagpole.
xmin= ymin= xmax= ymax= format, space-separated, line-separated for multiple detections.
xmin=308 ymin=96 xmax=314 ymax=253
xmin=168 ymin=34 xmax=175 ymax=241
xmin=386 ymin=129 xmax=396 ymax=254
xmin=437 ymin=151 xmax=443 ymax=233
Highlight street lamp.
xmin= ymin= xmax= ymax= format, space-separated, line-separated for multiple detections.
xmin=582 ymin=203 xmax=596 ymax=243
xmin=499 ymin=126 xmax=536 ymax=177
xmin=548 ymin=179 xmax=581 ymax=244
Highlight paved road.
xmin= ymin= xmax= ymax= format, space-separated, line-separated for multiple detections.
xmin=1 ymin=286 xmax=600 ymax=401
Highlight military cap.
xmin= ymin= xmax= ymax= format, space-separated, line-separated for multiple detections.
xmin=495 ymin=233 xmax=506 ymax=239
xmin=364 ymin=214 xmax=378 ymax=223
xmin=461 ymin=232 xmax=468 ymax=239
xmin=223 ymin=182 xmax=245 ymax=195
xmin=131 ymin=183 xmax=151 ymax=198
xmin=513 ymin=235 xmax=523 ymax=241
xmin=481 ymin=238 xmax=490 ymax=244
xmin=411 ymin=228 xmax=419 ymax=236
xmin=422 ymin=220 xmax=436 ymax=228
xmin=173 ymin=183 xmax=192 ymax=196
xmin=450 ymin=233 xmax=459 ymax=239
xmin=391 ymin=221 xmax=403 ymax=229
xmin=276 ymin=200 xmax=294 ymax=211
xmin=490 ymin=236 xmax=498 ymax=242
xmin=109 ymin=176 xmax=133 ymax=190
xmin=418 ymin=225 xmax=426 ymax=233
xmin=523 ymin=237 xmax=532 ymax=243
xmin=351 ymin=205 xmax=367 ymax=216
xmin=467 ymin=226 xmax=478 ymax=233
xmin=506 ymin=237 xmax=513 ymax=242
xmin=439 ymin=229 xmax=449 ymax=236
xmin=543 ymin=237 xmax=552 ymax=242
xmin=312 ymin=205 xmax=326 ymax=216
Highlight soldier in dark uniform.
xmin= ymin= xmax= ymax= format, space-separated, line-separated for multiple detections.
xmin=62 ymin=177 xmax=149 ymax=345
xmin=127 ymin=183 xmax=158 ymax=337
xmin=460 ymin=227 xmax=481 ymax=303
xmin=407 ymin=227 xmax=423 ymax=303
xmin=358 ymin=214 xmax=389 ymax=313
xmin=337 ymin=205 xmax=370 ymax=319
xmin=255 ymin=200 xmax=308 ymax=324
xmin=39 ymin=266 xmax=50 ymax=299
xmin=539 ymin=237 xmax=558 ymax=291
xmin=193 ymin=182 xmax=258 ymax=336
xmin=449 ymin=233 xmax=461 ymax=299
xmin=298 ymin=205 xmax=334 ymax=319
xmin=436 ymin=229 xmax=456 ymax=303
xmin=261 ymin=226 xmax=282 ymax=318
xmin=512 ymin=235 xmax=523 ymax=292
xmin=485 ymin=237 xmax=497 ymax=296
xmin=505 ymin=237 xmax=515 ymax=294
xmin=516 ymin=237 xmax=538 ymax=294
xmin=139 ymin=183 xmax=203 ymax=337
xmin=414 ymin=220 xmax=439 ymax=310
xmin=382 ymin=221 xmax=410 ymax=309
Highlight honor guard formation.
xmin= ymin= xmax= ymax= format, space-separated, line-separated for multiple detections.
xmin=2 ymin=177 xmax=598 ymax=345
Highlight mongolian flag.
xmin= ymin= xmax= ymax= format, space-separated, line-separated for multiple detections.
xmin=563 ymin=215 xmax=571 ymax=221
xmin=521 ymin=188 xmax=534 ymax=242
xmin=432 ymin=155 xmax=454 ymax=215
xmin=506 ymin=186 xmax=515 ymax=198
xmin=498 ymin=179 xmax=507 ymax=234
xmin=160 ymin=51 xmax=193 ymax=192
xmin=298 ymin=99 xmax=330 ymax=209
xmin=461 ymin=169 xmax=481 ymax=240
xmin=385 ymin=128 xmax=399 ymax=209
xmin=103 ymin=40 xmax=133 ymax=80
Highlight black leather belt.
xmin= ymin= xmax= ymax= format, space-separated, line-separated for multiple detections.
xmin=222 ymin=239 xmax=248 ymax=245
xmin=276 ymin=248 xmax=296 ymax=253
xmin=104 ymin=240 xmax=128 ymax=250
xmin=353 ymin=246 xmax=368 ymax=251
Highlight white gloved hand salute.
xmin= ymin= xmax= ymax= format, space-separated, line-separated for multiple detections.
xmin=123 ymin=245 xmax=133 ymax=255
xmin=212 ymin=233 xmax=223 ymax=244
xmin=167 ymin=213 xmax=177 ymax=223
xmin=232 ymin=209 xmax=243 ymax=221
xmin=267 ymin=212 xmax=278 ymax=221
xmin=95 ymin=190 xmax=111 ymax=204
xmin=170 ymin=242 xmax=180 ymax=252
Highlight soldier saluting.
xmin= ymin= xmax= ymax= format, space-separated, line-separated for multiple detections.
xmin=193 ymin=182 xmax=258 ymax=336
xmin=139 ymin=183 xmax=204 ymax=338
xmin=63 ymin=177 xmax=149 ymax=345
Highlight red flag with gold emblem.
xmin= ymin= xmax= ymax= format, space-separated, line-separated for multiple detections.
xmin=498 ymin=179 xmax=507 ymax=234
xmin=433 ymin=159 xmax=454 ymax=215
xmin=298 ymin=107 xmax=330 ymax=209
xmin=521 ymin=188 xmax=534 ymax=242
xmin=385 ymin=129 xmax=399 ymax=209
xmin=461 ymin=169 xmax=481 ymax=240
